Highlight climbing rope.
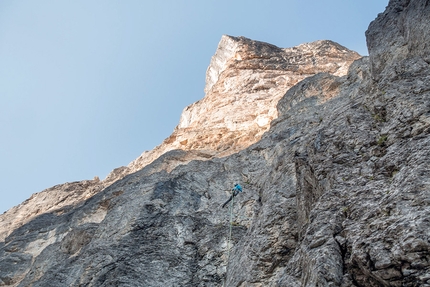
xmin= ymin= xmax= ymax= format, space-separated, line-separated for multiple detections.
xmin=226 ymin=194 xmax=234 ymax=260
xmin=223 ymin=194 xmax=234 ymax=287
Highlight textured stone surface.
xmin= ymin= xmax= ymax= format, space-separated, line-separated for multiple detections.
xmin=366 ymin=0 xmax=430 ymax=80
xmin=0 ymin=38 xmax=358 ymax=246
xmin=128 ymin=36 xmax=360 ymax=171
xmin=1 ymin=0 xmax=430 ymax=286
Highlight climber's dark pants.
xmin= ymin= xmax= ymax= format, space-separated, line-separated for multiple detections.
xmin=222 ymin=190 xmax=240 ymax=208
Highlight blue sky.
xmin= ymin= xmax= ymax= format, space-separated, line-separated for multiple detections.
xmin=0 ymin=0 xmax=388 ymax=213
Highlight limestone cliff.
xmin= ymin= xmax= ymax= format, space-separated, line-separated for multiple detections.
xmin=1 ymin=0 xmax=430 ymax=286
xmin=127 ymin=37 xmax=360 ymax=171
xmin=0 ymin=36 xmax=359 ymax=244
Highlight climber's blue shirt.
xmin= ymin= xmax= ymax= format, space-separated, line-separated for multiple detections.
xmin=233 ymin=184 xmax=243 ymax=193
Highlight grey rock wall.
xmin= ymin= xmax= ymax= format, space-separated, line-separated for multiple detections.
xmin=366 ymin=0 xmax=430 ymax=79
xmin=1 ymin=0 xmax=429 ymax=286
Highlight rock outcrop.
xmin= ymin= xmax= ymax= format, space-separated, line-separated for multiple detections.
xmin=1 ymin=0 xmax=430 ymax=286
xmin=128 ymin=36 xmax=360 ymax=171
xmin=0 ymin=36 xmax=359 ymax=243
xmin=366 ymin=0 xmax=430 ymax=80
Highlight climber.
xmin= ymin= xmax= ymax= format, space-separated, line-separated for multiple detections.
xmin=222 ymin=183 xmax=243 ymax=208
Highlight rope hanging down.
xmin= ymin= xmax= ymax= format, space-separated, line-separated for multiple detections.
xmin=223 ymin=183 xmax=242 ymax=287
xmin=223 ymin=195 xmax=234 ymax=287
xmin=226 ymin=195 xmax=234 ymax=260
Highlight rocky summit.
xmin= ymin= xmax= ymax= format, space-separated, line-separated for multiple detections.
xmin=1 ymin=0 xmax=429 ymax=286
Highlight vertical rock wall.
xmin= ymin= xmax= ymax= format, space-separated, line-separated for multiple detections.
xmin=1 ymin=0 xmax=429 ymax=286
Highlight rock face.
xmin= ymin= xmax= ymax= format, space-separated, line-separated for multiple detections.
xmin=1 ymin=0 xmax=430 ymax=286
xmin=128 ymin=36 xmax=360 ymax=171
xmin=366 ymin=0 xmax=430 ymax=80
xmin=0 ymin=36 xmax=359 ymax=244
